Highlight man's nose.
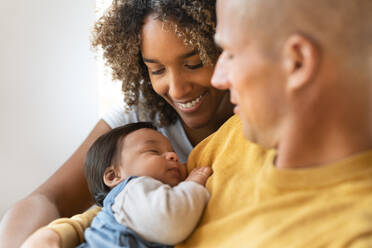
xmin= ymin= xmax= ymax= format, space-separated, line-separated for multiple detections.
xmin=165 ymin=152 xmax=179 ymax=162
xmin=211 ymin=53 xmax=230 ymax=90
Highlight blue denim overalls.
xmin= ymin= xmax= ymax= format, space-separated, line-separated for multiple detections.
xmin=77 ymin=176 xmax=173 ymax=248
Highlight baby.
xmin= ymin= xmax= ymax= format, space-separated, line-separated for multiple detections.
xmin=23 ymin=122 xmax=212 ymax=248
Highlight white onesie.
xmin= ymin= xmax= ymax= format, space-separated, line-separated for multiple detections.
xmin=111 ymin=176 xmax=210 ymax=245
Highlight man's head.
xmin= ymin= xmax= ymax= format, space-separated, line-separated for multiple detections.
xmin=212 ymin=0 xmax=372 ymax=149
xmin=85 ymin=122 xmax=186 ymax=206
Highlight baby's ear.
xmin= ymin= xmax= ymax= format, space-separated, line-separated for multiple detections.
xmin=103 ymin=165 xmax=122 ymax=188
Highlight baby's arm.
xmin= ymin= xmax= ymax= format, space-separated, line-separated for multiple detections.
xmin=113 ymin=166 xmax=212 ymax=245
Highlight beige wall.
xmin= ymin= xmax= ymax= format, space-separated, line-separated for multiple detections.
xmin=0 ymin=0 xmax=99 ymax=219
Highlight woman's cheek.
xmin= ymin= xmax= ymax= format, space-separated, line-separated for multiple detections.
xmin=150 ymin=78 xmax=167 ymax=96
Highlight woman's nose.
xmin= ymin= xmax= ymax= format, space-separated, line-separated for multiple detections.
xmin=165 ymin=152 xmax=179 ymax=162
xmin=168 ymin=70 xmax=193 ymax=99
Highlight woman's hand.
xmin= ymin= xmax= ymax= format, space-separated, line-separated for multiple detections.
xmin=21 ymin=228 xmax=61 ymax=248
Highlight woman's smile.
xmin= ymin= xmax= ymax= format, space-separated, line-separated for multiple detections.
xmin=174 ymin=91 xmax=207 ymax=113
xmin=141 ymin=14 xmax=233 ymax=132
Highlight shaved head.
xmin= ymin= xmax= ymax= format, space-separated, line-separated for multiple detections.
xmin=226 ymin=0 xmax=372 ymax=69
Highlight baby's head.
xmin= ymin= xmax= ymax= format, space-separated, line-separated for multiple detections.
xmin=85 ymin=122 xmax=187 ymax=206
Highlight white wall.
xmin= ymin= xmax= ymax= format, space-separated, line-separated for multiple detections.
xmin=0 ymin=0 xmax=99 ymax=219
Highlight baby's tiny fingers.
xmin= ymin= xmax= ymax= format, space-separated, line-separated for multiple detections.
xmin=193 ymin=166 xmax=213 ymax=176
xmin=186 ymin=166 xmax=213 ymax=185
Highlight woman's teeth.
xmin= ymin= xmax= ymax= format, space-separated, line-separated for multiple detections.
xmin=177 ymin=93 xmax=204 ymax=109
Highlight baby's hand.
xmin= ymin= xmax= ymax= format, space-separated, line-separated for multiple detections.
xmin=185 ymin=166 xmax=213 ymax=186
xmin=21 ymin=228 xmax=61 ymax=248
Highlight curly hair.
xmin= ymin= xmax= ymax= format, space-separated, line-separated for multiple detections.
xmin=92 ymin=0 xmax=220 ymax=126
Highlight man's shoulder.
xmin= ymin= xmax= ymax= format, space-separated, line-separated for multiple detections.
xmin=195 ymin=115 xmax=244 ymax=150
xmin=187 ymin=115 xmax=270 ymax=171
xmin=187 ymin=115 xmax=242 ymax=167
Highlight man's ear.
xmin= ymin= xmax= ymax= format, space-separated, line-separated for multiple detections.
xmin=103 ymin=165 xmax=122 ymax=188
xmin=282 ymin=34 xmax=319 ymax=91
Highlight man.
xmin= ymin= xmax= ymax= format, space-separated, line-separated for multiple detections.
xmin=178 ymin=0 xmax=372 ymax=247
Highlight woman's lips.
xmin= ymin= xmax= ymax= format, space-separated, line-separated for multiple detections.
xmin=175 ymin=92 xmax=207 ymax=113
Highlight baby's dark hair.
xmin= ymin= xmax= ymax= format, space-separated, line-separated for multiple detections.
xmin=85 ymin=122 xmax=156 ymax=206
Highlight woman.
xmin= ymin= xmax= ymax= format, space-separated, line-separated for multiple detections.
xmin=0 ymin=0 xmax=233 ymax=247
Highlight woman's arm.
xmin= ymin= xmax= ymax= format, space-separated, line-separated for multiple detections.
xmin=21 ymin=207 xmax=101 ymax=248
xmin=0 ymin=119 xmax=111 ymax=248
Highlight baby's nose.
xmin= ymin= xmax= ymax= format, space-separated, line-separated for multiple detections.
xmin=165 ymin=152 xmax=178 ymax=162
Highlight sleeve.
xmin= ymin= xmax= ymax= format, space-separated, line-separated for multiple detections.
xmin=45 ymin=207 xmax=101 ymax=248
xmin=112 ymin=177 xmax=210 ymax=245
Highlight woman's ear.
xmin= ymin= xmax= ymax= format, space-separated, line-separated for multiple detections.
xmin=103 ymin=165 xmax=123 ymax=188
xmin=282 ymin=34 xmax=320 ymax=92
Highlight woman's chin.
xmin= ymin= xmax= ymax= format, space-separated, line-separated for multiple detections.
xmin=180 ymin=116 xmax=211 ymax=130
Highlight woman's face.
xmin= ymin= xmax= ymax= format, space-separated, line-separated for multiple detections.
xmin=141 ymin=15 xmax=229 ymax=129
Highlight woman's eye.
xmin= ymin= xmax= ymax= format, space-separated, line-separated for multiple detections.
xmin=150 ymin=68 xmax=165 ymax=75
xmin=185 ymin=62 xmax=203 ymax=70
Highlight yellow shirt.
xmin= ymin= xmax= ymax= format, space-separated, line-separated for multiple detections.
xmin=177 ymin=115 xmax=372 ymax=248
xmin=44 ymin=115 xmax=372 ymax=248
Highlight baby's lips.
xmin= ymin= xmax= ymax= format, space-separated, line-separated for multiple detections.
xmin=168 ymin=167 xmax=181 ymax=179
